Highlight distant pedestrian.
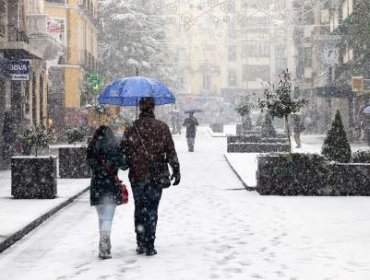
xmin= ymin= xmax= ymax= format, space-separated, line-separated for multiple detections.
xmin=170 ymin=111 xmax=182 ymax=135
xmin=304 ymin=115 xmax=313 ymax=134
xmin=122 ymin=97 xmax=181 ymax=256
xmin=183 ymin=112 xmax=199 ymax=152
xmin=292 ymin=114 xmax=304 ymax=148
xmin=87 ymin=125 xmax=129 ymax=259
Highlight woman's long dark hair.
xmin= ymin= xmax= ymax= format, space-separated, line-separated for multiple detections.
xmin=87 ymin=126 xmax=117 ymax=158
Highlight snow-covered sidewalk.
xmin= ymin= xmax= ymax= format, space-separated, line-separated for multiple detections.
xmin=0 ymin=169 xmax=89 ymax=252
xmin=2 ymin=128 xmax=370 ymax=279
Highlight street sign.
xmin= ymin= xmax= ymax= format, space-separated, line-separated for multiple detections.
xmin=9 ymin=60 xmax=31 ymax=81
xmin=352 ymin=76 xmax=364 ymax=92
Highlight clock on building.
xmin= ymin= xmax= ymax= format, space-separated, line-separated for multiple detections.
xmin=322 ymin=46 xmax=339 ymax=66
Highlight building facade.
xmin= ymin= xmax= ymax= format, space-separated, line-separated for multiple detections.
xmin=0 ymin=0 xmax=60 ymax=168
xmin=224 ymin=0 xmax=288 ymax=102
xmin=290 ymin=0 xmax=369 ymax=135
xmin=45 ymin=0 xmax=98 ymax=133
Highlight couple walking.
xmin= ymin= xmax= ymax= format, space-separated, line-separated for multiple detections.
xmin=87 ymin=97 xmax=181 ymax=259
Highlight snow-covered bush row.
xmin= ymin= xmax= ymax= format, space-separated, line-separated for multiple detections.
xmin=227 ymin=135 xmax=288 ymax=144
xmin=257 ymin=153 xmax=370 ymax=196
xmin=227 ymin=135 xmax=290 ymax=153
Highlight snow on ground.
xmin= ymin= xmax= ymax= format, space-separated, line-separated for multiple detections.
xmin=0 ymin=169 xmax=89 ymax=244
xmin=1 ymin=127 xmax=370 ymax=279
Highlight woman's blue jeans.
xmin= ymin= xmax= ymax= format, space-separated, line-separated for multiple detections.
xmin=96 ymin=204 xmax=116 ymax=236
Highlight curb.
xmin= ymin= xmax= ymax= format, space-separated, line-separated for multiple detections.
xmin=0 ymin=186 xmax=90 ymax=253
xmin=207 ymin=128 xmax=227 ymax=138
xmin=224 ymin=154 xmax=256 ymax=192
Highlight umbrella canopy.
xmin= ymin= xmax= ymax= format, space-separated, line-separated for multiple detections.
xmin=98 ymin=76 xmax=176 ymax=106
xmin=363 ymin=106 xmax=370 ymax=114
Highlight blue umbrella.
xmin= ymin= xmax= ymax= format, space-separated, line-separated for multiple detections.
xmin=98 ymin=76 xmax=176 ymax=106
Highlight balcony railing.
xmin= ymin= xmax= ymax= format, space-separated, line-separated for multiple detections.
xmin=45 ymin=0 xmax=65 ymax=4
xmin=58 ymin=47 xmax=70 ymax=64
xmin=7 ymin=25 xmax=29 ymax=43
xmin=26 ymin=14 xmax=49 ymax=35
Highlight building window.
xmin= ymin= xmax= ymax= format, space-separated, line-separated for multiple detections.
xmin=244 ymin=42 xmax=270 ymax=58
xmin=243 ymin=65 xmax=270 ymax=81
xmin=203 ymin=72 xmax=211 ymax=91
xmin=47 ymin=18 xmax=66 ymax=45
xmin=304 ymin=47 xmax=312 ymax=67
xmin=228 ymin=70 xmax=237 ymax=87
xmin=0 ymin=0 xmax=5 ymax=38
xmin=228 ymin=46 xmax=236 ymax=61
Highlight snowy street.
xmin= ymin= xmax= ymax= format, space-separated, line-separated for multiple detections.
xmin=1 ymin=127 xmax=370 ymax=279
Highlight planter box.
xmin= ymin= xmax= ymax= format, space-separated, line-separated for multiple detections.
xmin=256 ymin=153 xmax=370 ymax=196
xmin=329 ymin=163 xmax=370 ymax=195
xmin=11 ymin=156 xmax=57 ymax=199
xmin=210 ymin=123 xmax=224 ymax=133
xmin=236 ymin=125 xmax=256 ymax=136
xmin=227 ymin=143 xmax=290 ymax=153
xmin=227 ymin=135 xmax=290 ymax=153
xmin=58 ymin=146 xmax=92 ymax=178
xmin=227 ymin=135 xmax=288 ymax=144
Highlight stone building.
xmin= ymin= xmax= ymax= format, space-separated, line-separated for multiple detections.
xmin=45 ymin=0 xmax=99 ymax=134
xmin=0 ymin=0 xmax=60 ymax=168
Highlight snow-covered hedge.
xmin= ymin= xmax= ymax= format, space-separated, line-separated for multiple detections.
xmin=257 ymin=153 xmax=370 ymax=196
xmin=227 ymin=135 xmax=288 ymax=144
xmin=227 ymin=136 xmax=290 ymax=153
xmin=257 ymin=153 xmax=327 ymax=195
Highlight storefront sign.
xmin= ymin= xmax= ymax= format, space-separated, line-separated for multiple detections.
xmin=9 ymin=60 xmax=31 ymax=81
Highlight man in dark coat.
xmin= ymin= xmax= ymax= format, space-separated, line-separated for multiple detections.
xmin=122 ymin=97 xmax=181 ymax=256
xmin=183 ymin=112 xmax=199 ymax=152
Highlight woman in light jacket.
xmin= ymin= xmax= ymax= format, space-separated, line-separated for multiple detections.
xmin=87 ymin=126 xmax=129 ymax=259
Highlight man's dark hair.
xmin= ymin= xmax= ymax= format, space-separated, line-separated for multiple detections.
xmin=139 ymin=97 xmax=155 ymax=113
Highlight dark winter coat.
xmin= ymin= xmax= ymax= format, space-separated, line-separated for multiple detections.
xmin=183 ymin=116 xmax=199 ymax=138
xmin=87 ymin=141 xmax=129 ymax=206
xmin=292 ymin=115 xmax=304 ymax=133
xmin=122 ymin=112 xmax=179 ymax=184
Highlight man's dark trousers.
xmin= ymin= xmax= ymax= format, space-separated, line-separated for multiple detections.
xmin=131 ymin=182 xmax=162 ymax=250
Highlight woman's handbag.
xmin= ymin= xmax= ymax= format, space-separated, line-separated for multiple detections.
xmin=134 ymin=125 xmax=171 ymax=189
xmin=96 ymin=156 xmax=129 ymax=204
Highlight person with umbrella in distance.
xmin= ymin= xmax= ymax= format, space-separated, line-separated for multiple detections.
xmin=183 ymin=110 xmax=199 ymax=152
xmin=121 ymin=97 xmax=181 ymax=256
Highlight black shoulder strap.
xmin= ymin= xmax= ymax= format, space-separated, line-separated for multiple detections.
xmin=133 ymin=124 xmax=154 ymax=163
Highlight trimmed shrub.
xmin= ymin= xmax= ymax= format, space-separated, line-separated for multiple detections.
xmin=257 ymin=153 xmax=370 ymax=196
xmin=322 ymin=110 xmax=351 ymax=163
xmin=66 ymin=127 xmax=87 ymax=144
xmin=257 ymin=153 xmax=329 ymax=195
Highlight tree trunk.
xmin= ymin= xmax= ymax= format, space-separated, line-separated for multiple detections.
xmin=285 ymin=115 xmax=291 ymax=147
